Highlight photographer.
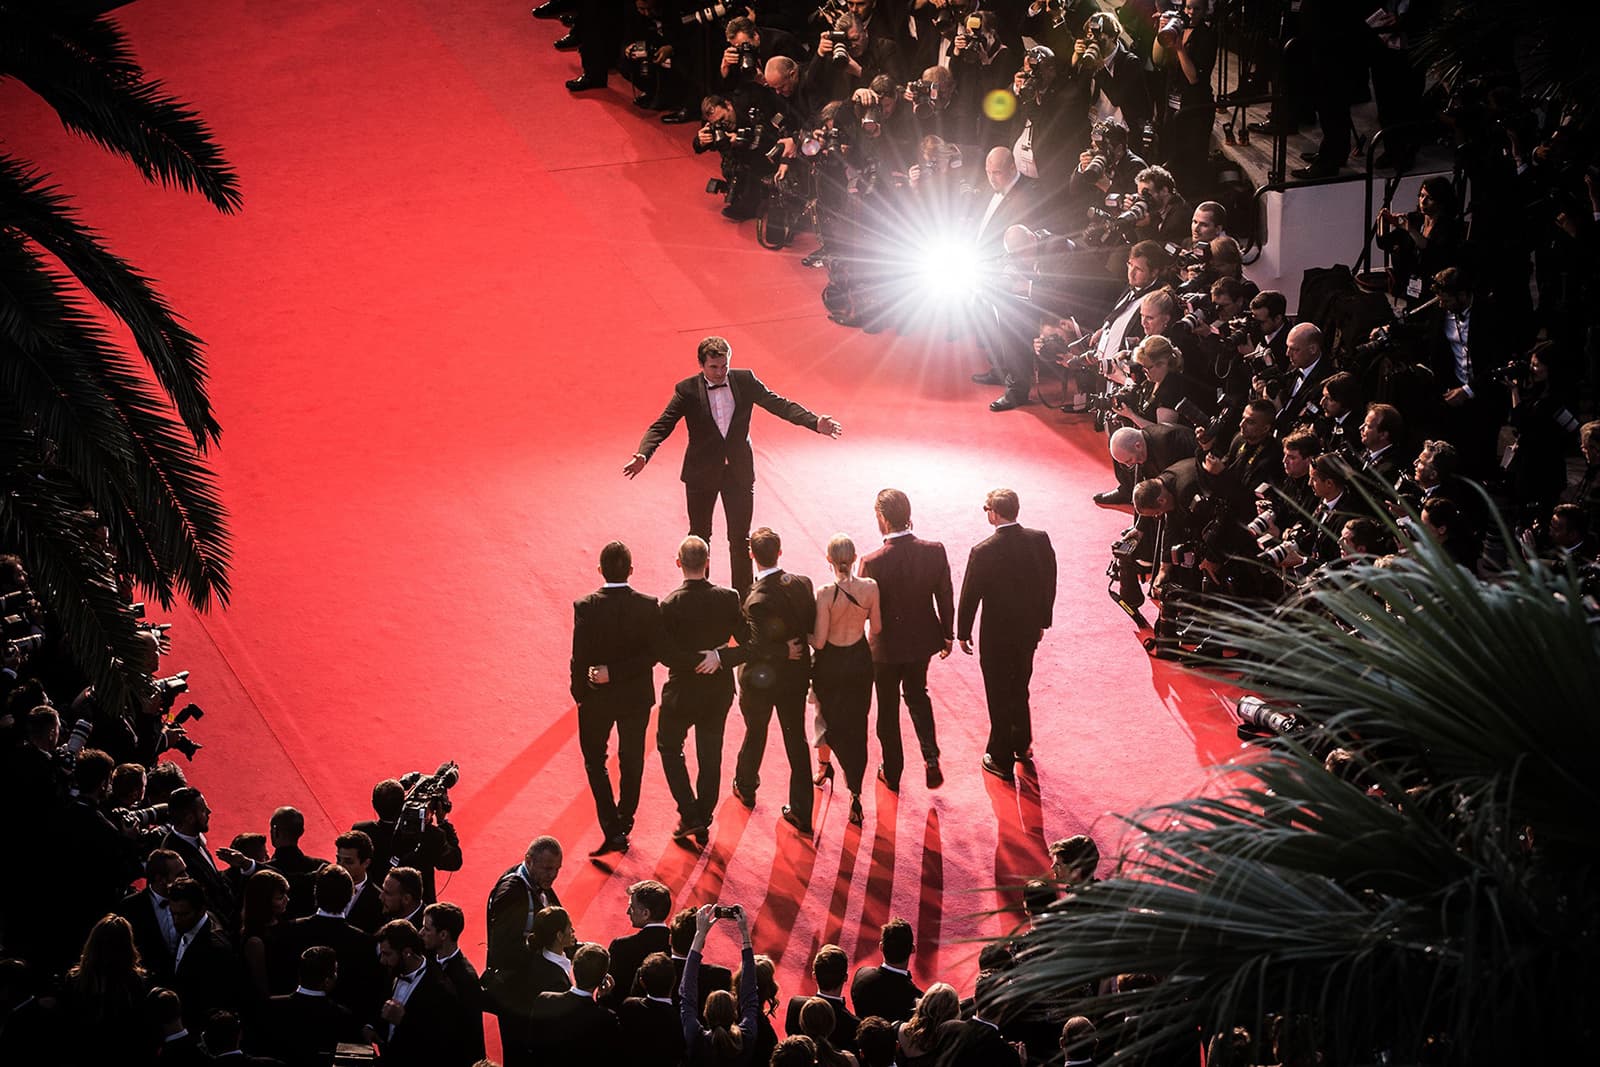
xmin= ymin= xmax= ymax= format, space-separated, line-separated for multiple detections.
xmin=804 ymin=13 xmax=900 ymax=104
xmin=1106 ymin=332 xmax=1204 ymax=430
xmin=1504 ymin=342 xmax=1580 ymax=523
xmin=1130 ymin=165 xmax=1190 ymax=246
xmin=1008 ymin=45 xmax=1084 ymax=222
xmin=621 ymin=0 xmax=695 ymax=122
xmin=1150 ymin=0 xmax=1216 ymax=193
xmin=1068 ymin=116 xmax=1147 ymax=216
xmin=696 ymin=94 xmax=774 ymax=221
xmin=352 ymin=775 xmax=464 ymax=905
xmin=1022 ymin=0 xmax=1098 ymax=57
xmin=1271 ymin=323 xmax=1331 ymax=429
xmin=1356 ymin=402 xmax=1408 ymax=486
xmin=1096 ymin=422 xmax=1198 ymax=509
xmin=902 ymin=65 xmax=964 ymax=146
xmin=1076 ymin=11 xmax=1151 ymax=138
xmin=1303 ymin=370 xmax=1363 ymax=457
xmin=943 ymin=10 xmax=1015 ymax=142
xmin=717 ymin=16 xmax=804 ymax=92
xmin=1264 ymin=453 xmax=1365 ymax=576
xmin=1376 ymin=177 xmax=1463 ymax=308
xmin=1201 ymin=399 xmax=1284 ymax=509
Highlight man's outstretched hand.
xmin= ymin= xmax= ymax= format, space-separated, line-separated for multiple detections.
xmin=818 ymin=415 xmax=843 ymax=438
xmin=623 ymin=453 xmax=648 ymax=478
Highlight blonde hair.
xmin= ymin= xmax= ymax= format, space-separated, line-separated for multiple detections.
xmin=826 ymin=534 xmax=857 ymax=572
xmin=1134 ymin=333 xmax=1177 ymax=372
xmin=901 ymin=982 xmax=960 ymax=1047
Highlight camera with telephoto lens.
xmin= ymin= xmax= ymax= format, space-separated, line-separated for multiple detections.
xmin=1221 ymin=314 xmax=1256 ymax=351
xmin=1176 ymin=241 xmax=1210 ymax=268
xmin=1078 ymin=37 xmax=1102 ymax=67
xmin=1036 ymin=334 xmax=1076 ymax=362
xmin=1233 ymin=695 xmax=1305 ymax=737
xmin=164 ymin=702 xmax=205 ymax=760
xmin=1259 ymin=522 xmax=1312 ymax=566
xmin=57 ymin=717 xmax=93 ymax=769
xmin=151 ymin=671 xmax=189 ymax=701
xmin=906 ymin=79 xmax=932 ymax=105
xmin=1173 ymin=397 xmax=1234 ymax=444
xmin=111 ymin=802 xmax=170 ymax=832
xmin=682 ymin=1 xmax=729 ymax=25
xmin=1177 ymin=291 xmax=1216 ymax=331
xmin=1157 ymin=7 xmax=1190 ymax=47
xmin=0 ymin=590 xmax=32 ymax=615
xmin=1246 ymin=508 xmax=1277 ymax=539
xmin=8 ymin=633 xmax=43 ymax=655
xmin=1355 ymin=325 xmax=1395 ymax=364
xmin=1080 ymin=153 xmax=1108 ymax=181
xmin=398 ymin=761 xmax=460 ymax=835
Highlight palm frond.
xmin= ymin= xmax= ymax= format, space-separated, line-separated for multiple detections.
xmin=1 ymin=154 xmax=220 ymax=447
xmin=0 ymin=5 xmax=242 ymax=214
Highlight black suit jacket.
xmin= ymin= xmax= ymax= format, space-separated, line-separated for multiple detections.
xmin=437 ymin=951 xmax=488 ymax=1066
xmin=351 ymin=818 xmax=464 ymax=904
xmin=850 ymin=964 xmax=921 ymax=1023
xmin=637 ymin=367 xmax=823 ymax=490
xmin=605 ymin=924 xmax=672 ymax=1007
xmin=260 ymin=990 xmax=355 ymax=1067
xmin=160 ymin=831 xmax=236 ymax=923
xmin=528 ymin=989 xmax=621 ymax=1061
xmin=1276 ymin=357 xmax=1333 ymax=428
xmin=376 ymin=965 xmax=457 ymax=1067
xmin=858 ymin=535 xmax=953 ymax=663
xmin=266 ymin=846 xmax=330 ymax=920
xmin=784 ymin=992 xmax=858 ymax=1052
xmin=117 ymin=887 xmax=176 ymax=981
xmin=942 ymin=1017 xmax=1022 ymax=1067
xmin=957 ymin=525 xmax=1058 ymax=648
xmin=722 ymin=569 xmax=815 ymax=685
xmin=659 ymin=578 xmax=743 ymax=691
xmin=278 ymin=913 xmax=379 ymax=1015
xmin=975 ymin=175 xmax=1041 ymax=260
xmin=570 ymin=585 xmax=662 ymax=707
xmin=618 ymin=995 xmax=687 ymax=1065
xmin=345 ymin=879 xmax=383 ymax=934
xmin=172 ymin=913 xmax=246 ymax=1030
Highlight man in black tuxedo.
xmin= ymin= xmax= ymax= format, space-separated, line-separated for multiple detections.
xmin=784 ymin=943 xmax=859 ymax=1053
xmin=166 ymin=876 xmax=247 ymax=1032
xmin=1099 ymin=423 xmax=1199 ymax=509
xmin=958 ymin=488 xmax=1058 ymax=780
xmin=527 ymin=944 xmax=621 ymax=1061
xmin=1273 ymin=323 xmax=1333 ymax=430
xmin=570 ymin=540 xmax=663 ymax=856
xmin=970 ymin=147 xmax=1043 ymax=413
xmin=1412 ymin=267 xmax=1515 ymax=477
xmin=351 ymin=778 xmax=464 ymax=904
xmin=657 ymin=535 xmax=744 ymax=843
xmin=259 ymin=945 xmax=356 ymax=1067
xmin=617 ymin=952 xmax=686 ymax=1065
xmin=265 ymin=806 xmax=329 ymax=920
xmin=850 ymin=917 xmax=921 ymax=1023
xmin=333 ymin=830 xmax=383 ymax=933
xmin=278 ymin=864 xmax=380 ymax=1018
xmin=624 ymin=335 xmax=844 ymax=595
xmin=1358 ymin=403 xmax=1408 ymax=487
xmin=722 ymin=527 xmax=819 ymax=835
xmin=668 ymin=907 xmax=733 ymax=1019
xmin=162 ymin=787 xmax=237 ymax=926
xmin=858 ymin=489 xmax=952 ymax=792
xmin=942 ymin=971 xmax=1023 ymax=1067
xmin=364 ymin=920 xmax=458 ymax=1067
xmin=604 ymin=880 xmax=673 ymax=1007
xmin=116 ymin=847 xmax=186 ymax=981
xmin=421 ymin=902 xmax=487 ymax=1067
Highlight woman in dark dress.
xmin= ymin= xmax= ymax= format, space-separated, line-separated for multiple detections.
xmin=809 ymin=534 xmax=881 ymax=827
xmin=1376 ymin=176 xmax=1463 ymax=307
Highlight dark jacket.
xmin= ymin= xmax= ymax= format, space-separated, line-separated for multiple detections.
xmin=569 ymin=585 xmax=662 ymax=707
xmin=957 ymin=524 xmax=1058 ymax=649
xmin=858 ymin=534 xmax=954 ymax=663
xmin=636 ymin=371 xmax=824 ymax=491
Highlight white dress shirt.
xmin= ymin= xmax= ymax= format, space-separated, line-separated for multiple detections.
xmin=706 ymin=375 xmax=734 ymax=438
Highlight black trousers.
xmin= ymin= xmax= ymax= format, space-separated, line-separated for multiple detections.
xmin=657 ymin=673 xmax=734 ymax=826
xmin=687 ymin=470 xmax=756 ymax=595
xmin=979 ymin=636 xmax=1039 ymax=763
xmin=733 ymin=666 xmax=813 ymax=824
xmin=873 ymin=658 xmax=940 ymax=787
xmin=578 ymin=696 xmax=650 ymax=838
xmin=575 ymin=0 xmax=623 ymax=82
xmin=813 ymin=640 xmax=873 ymax=794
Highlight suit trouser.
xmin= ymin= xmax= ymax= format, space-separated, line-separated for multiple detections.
xmin=686 ymin=471 xmax=756 ymax=595
xmin=873 ymin=658 xmax=940 ymax=786
xmin=657 ymin=673 xmax=734 ymax=825
xmin=578 ymin=696 xmax=650 ymax=837
xmin=979 ymin=637 xmax=1039 ymax=762
xmin=733 ymin=669 xmax=813 ymax=824
xmin=575 ymin=0 xmax=623 ymax=81
xmin=813 ymin=640 xmax=873 ymax=794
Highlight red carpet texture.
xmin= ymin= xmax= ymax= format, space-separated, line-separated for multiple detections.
xmin=6 ymin=0 xmax=1240 ymax=1042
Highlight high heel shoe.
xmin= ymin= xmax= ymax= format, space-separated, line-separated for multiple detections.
xmin=848 ymin=794 xmax=864 ymax=826
xmin=813 ymin=761 xmax=834 ymax=787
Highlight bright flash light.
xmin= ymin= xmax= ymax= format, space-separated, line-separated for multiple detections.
xmin=914 ymin=236 xmax=982 ymax=303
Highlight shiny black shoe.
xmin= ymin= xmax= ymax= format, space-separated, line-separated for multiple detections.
xmin=971 ymin=369 xmax=1003 ymax=386
xmin=532 ymin=0 xmax=573 ymax=17
xmin=1093 ymin=488 xmax=1130 ymax=508
xmin=661 ymin=108 xmax=696 ymax=124
xmin=989 ymin=393 xmax=1028 ymax=412
xmin=780 ymin=805 xmax=814 ymax=835
xmin=559 ymin=12 xmax=575 ymax=25
xmin=565 ymin=75 xmax=605 ymax=92
xmin=731 ymin=780 xmax=756 ymax=809
xmin=981 ymin=754 xmax=1015 ymax=784
xmin=588 ymin=832 xmax=630 ymax=857
xmin=553 ymin=33 xmax=579 ymax=51
xmin=925 ymin=760 xmax=944 ymax=789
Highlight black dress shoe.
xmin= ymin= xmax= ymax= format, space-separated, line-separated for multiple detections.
xmin=981 ymin=754 xmax=1015 ymax=784
xmin=1291 ymin=164 xmax=1340 ymax=180
xmin=989 ymin=393 xmax=1028 ymax=412
xmin=672 ymin=818 xmax=710 ymax=841
xmin=565 ymin=75 xmax=605 ymax=92
xmin=925 ymin=760 xmax=944 ymax=789
xmin=1093 ymin=488 xmax=1130 ymax=507
xmin=559 ymin=12 xmax=575 ymax=25
xmin=877 ymin=765 xmax=899 ymax=792
xmin=553 ymin=33 xmax=579 ymax=51
xmin=731 ymin=780 xmax=756 ymax=808
xmin=971 ymin=369 xmax=1003 ymax=386
xmin=661 ymin=108 xmax=696 ymax=124
xmin=532 ymin=0 xmax=572 ymax=18
xmin=588 ymin=833 xmax=629 ymax=857
xmin=780 ymin=806 xmax=814 ymax=835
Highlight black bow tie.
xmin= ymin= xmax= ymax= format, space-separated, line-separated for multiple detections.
xmin=707 ymin=382 xmax=728 ymax=390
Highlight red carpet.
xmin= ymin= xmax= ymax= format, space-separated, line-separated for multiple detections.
xmin=8 ymin=0 xmax=1238 ymax=1048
